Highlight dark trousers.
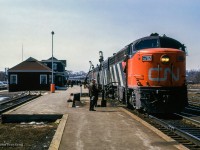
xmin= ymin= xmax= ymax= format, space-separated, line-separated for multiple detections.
xmin=90 ymin=96 xmax=97 ymax=110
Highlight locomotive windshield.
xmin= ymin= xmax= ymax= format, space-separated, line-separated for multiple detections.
xmin=135 ymin=39 xmax=159 ymax=50
xmin=159 ymin=37 xmax=186 ymax=51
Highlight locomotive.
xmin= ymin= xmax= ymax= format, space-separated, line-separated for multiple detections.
xmin=87 ymin=33 xmax=188 ymax=113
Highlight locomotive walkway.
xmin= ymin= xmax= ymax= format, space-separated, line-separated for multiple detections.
xmin=3 ymin=86 xmax=188 ymax=150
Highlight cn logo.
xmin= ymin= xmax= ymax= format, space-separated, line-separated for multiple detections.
xmin=148 ymin=68 xmax=180 ymax=81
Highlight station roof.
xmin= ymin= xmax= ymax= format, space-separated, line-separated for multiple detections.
xmin=41 ymin=57 xmax=67 ymax=67
xmin=8 ymin=57 xmax=52 ymax=72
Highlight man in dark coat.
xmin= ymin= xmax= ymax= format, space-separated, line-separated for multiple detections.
xmin=89 ymin=79 xmax=98 ymax=111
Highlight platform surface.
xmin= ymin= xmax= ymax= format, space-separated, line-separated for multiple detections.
xmin=8 ymin=86 xmax=87 ymax=114
xmin=6 ymin=86 xmax=180 ymax=150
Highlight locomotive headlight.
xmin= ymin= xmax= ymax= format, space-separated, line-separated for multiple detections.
xmin=161 ymin=55 xmax=170 ymax=64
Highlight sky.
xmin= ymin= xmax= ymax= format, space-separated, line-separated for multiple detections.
xmin=0 ymin=0 xmax=200 ymax=72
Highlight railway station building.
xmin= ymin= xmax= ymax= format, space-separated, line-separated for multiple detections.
xmin=8 ymin=57 xmax=52 ymax=92
xmin=41 ymin=57 xmax=67 ymax=87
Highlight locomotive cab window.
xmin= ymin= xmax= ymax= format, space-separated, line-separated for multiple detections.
xmin=129 ymin=44 xmax=135 ymax=54
xmin=160 ymin=37 xmax=186 ymax=52
xmin=135 ymin=39 xmax=159 ymax=50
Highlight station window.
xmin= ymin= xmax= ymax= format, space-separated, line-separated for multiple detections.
xmin=53 ymin=63 xmax=57 ymax=71
xmin=10 ymin=74 xmax=17 ymax=84
xmin=40 ymin=74 xmax=47 ymax=84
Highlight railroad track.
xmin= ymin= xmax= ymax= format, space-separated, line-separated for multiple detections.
xmin=180 ymin=104 xmax=200 ymax=117
xmin=0 ymin=93 xmax=27 ymax=105
xmin=0 ymin=94 xmax=40 ymax=114
xmin=123 ymin=107 xmax=200 ymax=150
xmin=149 ymin=114 xmax=200 ymax=150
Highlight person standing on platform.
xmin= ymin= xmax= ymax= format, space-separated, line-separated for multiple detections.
xmin=89 ymin=79 xmax=99 ymax=111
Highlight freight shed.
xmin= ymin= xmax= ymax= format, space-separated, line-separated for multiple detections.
xmin=8 ymin=57 xmax=52 ymax=92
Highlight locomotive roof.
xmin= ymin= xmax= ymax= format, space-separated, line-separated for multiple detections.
xmin=122 ymin=33 xmax=186 ymax=52
xmin=112 ymin=33 xmax=186 ymax=60
xmin=90 ymin=33 xmax=186 ymax=72
xmin=131 ymin=34 xmax=184 ymax=47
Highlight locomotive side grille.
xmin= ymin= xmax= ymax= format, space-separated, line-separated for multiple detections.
xmin=104 ymin=69 xmax=107 ymax=85
xmin=113 ymin=65 xmax=119 ymax=86
xmin=110 ymin=66 xmax=115 ymax=84
xmin=109 ymin=62 xmax=125 ymax=87
xmin=117 ymin=63 xmax=124 ymax=87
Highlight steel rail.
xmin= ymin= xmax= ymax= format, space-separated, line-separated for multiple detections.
xmin=185 ymin=105 xmax=200 ymax=111
xmin=180 ymin=112 xmax=198 ymax=117
xmin=0 ymin=94 xmax=28 ymax=105
xmin=185 ymin=107 xmax=200 ymax=112
xmin=149 ymin=115 xmax=200 ymax=147
xmin=0 ymin=95 xmax=40 ymax=114
xmin=175 ymin=113 xmax=200 ymax=127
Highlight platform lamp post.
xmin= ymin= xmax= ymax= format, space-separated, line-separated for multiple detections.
xmin=51 ymin=31 xmax=55 ymax=93
xmin=99 ymin=51 xmax=106 ymax=107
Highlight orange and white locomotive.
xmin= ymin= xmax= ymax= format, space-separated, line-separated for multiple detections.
xmin=88 ymin=33 xmax=188 ymax=113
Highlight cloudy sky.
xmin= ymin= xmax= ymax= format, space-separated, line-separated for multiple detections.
xmin=0 ymin=0 xmax=200 ymax=72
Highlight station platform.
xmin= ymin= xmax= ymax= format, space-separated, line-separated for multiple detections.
xmin=3 ymin=86 xmax=187 ymax=150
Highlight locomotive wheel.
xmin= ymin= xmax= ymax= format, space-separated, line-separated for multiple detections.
xmin=127 ymin=96 xmax=133 ymax=109
xmin=125 ymin=91 xmax=133 ymax=109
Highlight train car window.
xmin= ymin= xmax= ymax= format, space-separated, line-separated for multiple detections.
xmin=129 ymin=43 xmax=137 ymax=55
xmin=135 ymin=39 xmax=159 ymax=50
xmin=160 ymin=37 xmax=185 ymax=52
xmin=127 ymin=45 xmax=131 ymax=55
xmin=131 ymin=44 xmax=134 ymax=53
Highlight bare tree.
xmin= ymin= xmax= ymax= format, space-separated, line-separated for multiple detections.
xmin=187 ymin=70 xmax=200 ymax=83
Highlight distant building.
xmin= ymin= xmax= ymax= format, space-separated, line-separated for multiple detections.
xmin=8 ymin=57 xmax=52 ymax=92
xmin=41 ymin=57 xmax=67 ymax=87
xmin=0 ymin=71 xmax=6 ymax=81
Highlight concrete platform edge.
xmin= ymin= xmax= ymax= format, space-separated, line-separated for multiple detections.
xmin=119 ymin=107 xmax=189 ymax=150
xmin=48 ymin=114 xmax=68 ymax=150
xmin=1 ymin=114 xmax=63 ymax=123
